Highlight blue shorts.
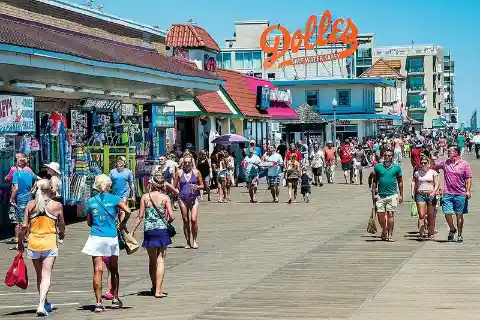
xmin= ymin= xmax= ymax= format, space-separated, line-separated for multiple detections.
xmin=442 ymin=194 xmax=467 ymax=214
xmin=267 ymin=176 xmax=281 ymax=186
xmin=415 ymin=194 xmax=434 ymax=204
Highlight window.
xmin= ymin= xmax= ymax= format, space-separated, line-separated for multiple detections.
xmin=233 ymin=51 xmax=262 ymax=71
xmin=356 ymin=66 xmax=369 ymax=77
xmin=337 ymin=90 xmax=350 ymax=106
xmin=234 ymin=52 xmax=244 ymax=69
xmin=216 ymin=52 xmax=232 ymax=69
xmin=407 ymin=58 xmax=424 ymax=72
xmin=306 ymin=91 xmax=318 ymax=107
xmin=355 ymin=48 xmax=372 ymax=66
xmin=408 ymin=76 xmax=424 ymax=90
xmin=407 ymin=94 xmax=423 ymax=108
xmin=267 ymin=73 xmax=275 ymax=79
xmin=253 ymin=51 xmax=262 ymax=69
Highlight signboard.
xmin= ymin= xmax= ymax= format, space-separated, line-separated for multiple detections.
xmin=257 ymin=86 xmax=271 ymax=109
xmin=83 ymin=99 xmax=121 ymax=112
xmin=336 ymin=120 xmax=351 ymax=125
xmin=174 ymin=47 xmax=189 ymax=60
xmin=0 ymin=95 xmax=35 ymax=133
xmin=204 ymin=53 xmax=217 ymax=72
xmin=377 ymin=119 xmax=393 ymax=126
xmin=260 ymin=10 xmax=359 ymax=68
xmin=152 ymin=105 xmax=175 ymax=128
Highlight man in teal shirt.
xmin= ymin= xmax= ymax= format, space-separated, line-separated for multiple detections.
xmin=372 ymin=149 xmax=403 ymax=242
xmin=456 ymin=134 xmax=466 ymax=156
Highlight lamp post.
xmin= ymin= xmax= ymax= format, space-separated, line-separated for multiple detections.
xmin=332 ymin=97 xmax=338 ymax=142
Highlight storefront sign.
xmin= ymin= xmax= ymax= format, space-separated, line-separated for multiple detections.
xmin=0 ymin=95 xmax=35 ymax=133
xmin=270 ymin=89 xmax=292 ymax=103
xmin=260 ymin=10 xmax=359 ymax=68
xmin=83 ymin=99 xmax=122 ymax=112
xmin=152 ymin=105 xmax=175 ymax=128
xmin=336 ymin=120 xmax=351 ymax=125
xmin=204 ymin=53 xmax=217 ymax=72
xmin=377 ymin=119 xmax=393 ymax=126
xmin=174 ymin=47 xmax=189 ymax=60
xmin=256 ymin=86 xmax=271 ymax=109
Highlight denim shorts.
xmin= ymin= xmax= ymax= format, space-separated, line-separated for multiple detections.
xmin=415 ymin=193 xmax=434 ymax=204
xmin=442 ymin=194 xmax=467 ymax=214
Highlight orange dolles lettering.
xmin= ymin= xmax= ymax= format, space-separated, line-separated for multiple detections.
xmin=260 ymin=11 xmax=359 ymax=68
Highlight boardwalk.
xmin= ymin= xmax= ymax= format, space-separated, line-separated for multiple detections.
xmin=0 ymin=156 xmax=479 ymax=319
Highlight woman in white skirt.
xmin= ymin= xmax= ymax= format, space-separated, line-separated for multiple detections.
xmin=82 ymin=174 xmax=131 ymax=313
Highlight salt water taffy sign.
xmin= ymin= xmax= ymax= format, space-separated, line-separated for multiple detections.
xmin=0 ymin=95 xmax=35 ymax=133
xmin=260 ymin=10 xmax=359 ymax=68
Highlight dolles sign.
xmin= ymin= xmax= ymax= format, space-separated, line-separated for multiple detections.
xmin=260 ymin=10 xmax=359 ymax=68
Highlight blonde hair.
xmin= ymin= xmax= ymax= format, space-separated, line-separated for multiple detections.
xmin=93 ymin=174 xmax=112 ymax=193
xmin=150 ymin=172 xmax=165 ymax=191
xmin=17 ymin=157 xmax=28 ymax=167
xmin=34 ymin=179 xmax=52 ymax=214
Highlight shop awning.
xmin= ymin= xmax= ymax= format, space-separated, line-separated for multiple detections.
xmin=217 ymin=69 xmax=269 ymax=119
xmin=0 ymin=15 xmax=222 ymax=92
xmin=195 ymin=89 xmax=239 ymax=116
xmin=244 ymin=75 xmax=275 ymax=93
xmin=267 ymin=101 xmax=298 ymax=120
xmin=322 ymin=113 xmax=403 ymax=121
xmin=167 ymin=100 xmax=204 ymax=116
xmin=282 ymin=104 xmax=325 ymax=124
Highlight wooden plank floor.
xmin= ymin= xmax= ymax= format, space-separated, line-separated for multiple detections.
xmin=0 ymin=155 xmax=478 ymax=319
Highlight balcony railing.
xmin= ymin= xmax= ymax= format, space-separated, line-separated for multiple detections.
xmin=407 ymin=66 xmax=424 ymax=73
xmin=407 ymin=85 xmax=424 ymax=92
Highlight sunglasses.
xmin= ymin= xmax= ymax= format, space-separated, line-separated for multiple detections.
xmin=421 ymin=162 xmax=428 ymax=165
xmin=384 ymin=154 xmax=393 ymax=157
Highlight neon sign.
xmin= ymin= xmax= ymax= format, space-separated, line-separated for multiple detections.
xmin=260 ymin=11 xmax=359 ymax=68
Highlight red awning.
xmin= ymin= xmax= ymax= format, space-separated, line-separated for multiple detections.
xmin=267 ymin=102 xmax=298 ymax=120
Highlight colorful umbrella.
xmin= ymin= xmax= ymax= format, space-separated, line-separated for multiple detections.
xmin=211 ymin=134 xmax=248 ymax=145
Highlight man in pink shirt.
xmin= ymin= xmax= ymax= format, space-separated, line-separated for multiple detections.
xmin=435 ymin=146 xmax=472 ymax=243
xmin=5 ymin=152 xmax=33 ymax=182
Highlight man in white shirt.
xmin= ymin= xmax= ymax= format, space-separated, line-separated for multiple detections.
xmin=309 ymin=141 xmax=325 ymax=186
xmin=473 ymin=132 xmax=480 ymax=159
xmin=263 ymin=145 xmax=283 ymax=202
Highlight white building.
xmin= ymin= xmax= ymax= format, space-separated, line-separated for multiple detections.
xmin=218 ymin=20 xmax=374 ymax=81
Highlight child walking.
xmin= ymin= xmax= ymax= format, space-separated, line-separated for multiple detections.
xmin=300 ymin=167 xmax=311 ymax=203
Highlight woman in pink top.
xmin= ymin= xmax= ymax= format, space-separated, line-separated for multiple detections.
xmin=411 ymin=155 xmax=439 ymax=239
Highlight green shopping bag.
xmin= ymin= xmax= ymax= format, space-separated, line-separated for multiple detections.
xmin=410 ymin=201 xmax=418 ymax=217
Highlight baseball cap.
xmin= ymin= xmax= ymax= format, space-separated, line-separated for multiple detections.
xmin=249 ymin=140 xmax=255 ymax=145
xmin=327 ymin=140 xmax=333 ymax=144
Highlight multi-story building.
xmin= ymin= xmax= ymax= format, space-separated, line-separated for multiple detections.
xmin=218 ymin=20 xmax=374 ymax=82
xmin=373 ymin=45 xmax=445 ymax=129
xmin=443 ymin=49 xmax=457 ymax=126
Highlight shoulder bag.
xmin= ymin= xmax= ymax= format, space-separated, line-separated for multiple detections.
xmin=148 ymin=193 xmax=176 ymax=238
xmin=94 ymin=196 xmax=139 ymax=254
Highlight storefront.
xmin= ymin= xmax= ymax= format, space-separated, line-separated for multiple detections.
xmin=323 ymin=114 xmax=403 ymax=141
xmin=0 ymin=94 xmax=37 ymax=228
xmin=0 ymin=14 xmax=223 ymax=224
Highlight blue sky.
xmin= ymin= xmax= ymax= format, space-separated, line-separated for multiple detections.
xmin=72 ymin=0 xmax=478 ymax=123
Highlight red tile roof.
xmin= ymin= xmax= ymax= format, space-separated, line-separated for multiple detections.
xmin=216 ymin=69 xmax=269 ymax=118
xmin=359 ymin=59 xmax=405 ymax=80
xmin=166 ymin=24 xmax=220 ymax=52
xmin=195 ymin=90 xmax=232 ymax=115
xmin=0 ymin=15 xmax=219 ymax=80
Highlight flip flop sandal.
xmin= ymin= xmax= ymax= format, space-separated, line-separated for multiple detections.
xmin=154 ymin=293 xmax=167 ymax=298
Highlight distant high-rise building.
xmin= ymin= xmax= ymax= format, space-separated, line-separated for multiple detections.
xmin=471 ymin=110 xmax=477 ymax=131
xmin=443 ymin=49 xmax=457 ymax=127
xmin=373 ymin=45 xmax=445 ymax=129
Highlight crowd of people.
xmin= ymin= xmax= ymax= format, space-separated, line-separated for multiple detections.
xmin=3 ymin=130 xmax=475 ymax=316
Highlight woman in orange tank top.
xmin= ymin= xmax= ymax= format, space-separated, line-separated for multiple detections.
xmin=18 ymin=179 xmax=65 ymax=317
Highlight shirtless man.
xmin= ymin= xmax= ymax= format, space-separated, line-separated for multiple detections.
xmin=393 ymin=136 xmax=403 ymax=164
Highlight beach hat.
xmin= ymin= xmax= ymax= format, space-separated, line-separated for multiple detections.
xmin=44 ymin=162 xmax=61 ymax=175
